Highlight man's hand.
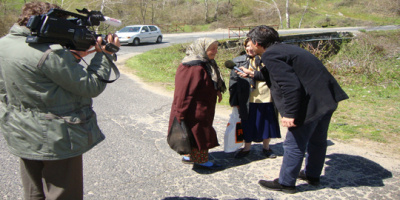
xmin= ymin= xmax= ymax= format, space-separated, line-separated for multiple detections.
xmin=95 ymin=33 xmax=121 ymax=54
xmin=281 ymin=117 xmax=296 ymax=128
xmin=236 ymin=67 xmax=254 ymax=78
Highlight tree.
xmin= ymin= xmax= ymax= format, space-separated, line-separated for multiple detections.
xmin=271 ymin=0 xmax=283 ymax=29
xmin=139 ymin=0 xmax=149 ymax=24
xmin=255 ymin=0 xmax=283 ymax=29
xmin=298 ymin=0 xmax=309 ymax=28
xmin=213 ymin=0 xmax=219 ymax=22
xmin=285 ymin=0 xmax=290 ymax=28
xmin=204 ymin=0 xmax=209 ymax=23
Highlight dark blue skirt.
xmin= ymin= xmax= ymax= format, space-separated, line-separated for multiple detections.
xmin=241 ymin=103 xmax=281 ymax=143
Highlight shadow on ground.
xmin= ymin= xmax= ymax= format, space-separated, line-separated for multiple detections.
xmin=297 ymin=153 xmax=393 ymax=192
xmin=193 ymin=140 xmax=393 ymax=194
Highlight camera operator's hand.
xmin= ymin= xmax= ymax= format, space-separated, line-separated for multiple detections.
xmin=95 ymin=34 xmax=120 ymax=55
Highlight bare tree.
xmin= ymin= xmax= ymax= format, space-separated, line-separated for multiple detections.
xmin=256 ymin=0 xmax=283 ymax=29
xmin=285 ymin=0 xmax=290 ymax=28
xmin=204 ymin=0 xmax=209 ymax=23
xmin=151 ymin=0 xmax=161 ymax=24
xmin=271 ymin=0 xmax=283 ymax=29
xmin=213 ymin=0 xmax=219 ymax=22
xmin=298 ymin=0 xmax=309 ymax=28
xmin=139 ymin=0 xmax=149 ymax=24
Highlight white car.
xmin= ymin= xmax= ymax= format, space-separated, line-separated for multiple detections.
xmin=116 ymin=25 xmax=163 ymax=45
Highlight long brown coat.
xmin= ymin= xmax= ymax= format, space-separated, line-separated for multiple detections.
xmin=168 ymin=63 xmax=219 ymax=150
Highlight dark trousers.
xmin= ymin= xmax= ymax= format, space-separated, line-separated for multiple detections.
xmin=279 ymin=112 xmax=333 ymax=186
xmin=20 ymin=155 xmax=83 ymax=200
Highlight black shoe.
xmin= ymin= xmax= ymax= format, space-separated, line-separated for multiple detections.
xmin=234 ymin=149 xmax=250 ymax=159
xmin=298 ymin=170 xmax=320 ymax=186
xmin=263 ymin=148 xmax=277 ymax=158
xmin=181 ymin=157 xmax=194 ymax=164
xmin=258 ymin=178 xmax=296 ymax=194
xmin=193 ymin=162 xmax=224 ymax=170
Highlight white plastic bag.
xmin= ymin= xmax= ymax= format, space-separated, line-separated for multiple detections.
xmin=224 ymin=107 xmax=244 ymax=153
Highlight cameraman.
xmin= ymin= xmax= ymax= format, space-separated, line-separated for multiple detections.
xmin=0 ymin=1 xmax=120 ymax=199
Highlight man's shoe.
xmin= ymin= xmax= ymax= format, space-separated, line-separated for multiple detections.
xmin=193 ymin=162 xmax=224 ymax=170
xmin=263 ymin=148 xmax=277 ymax=158
xmin=298 ymin=170 xmax=320 ymax=186
xmin=258 ymin=178 xmax=296 ymax=194
xmin=234 ymin=149 xmax=250 ymax=159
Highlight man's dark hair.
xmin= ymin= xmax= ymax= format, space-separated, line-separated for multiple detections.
xmin=17 ymin=1 xmax=61 ymax=26
xmin=247 ymin=25 xmax=280 ymax=48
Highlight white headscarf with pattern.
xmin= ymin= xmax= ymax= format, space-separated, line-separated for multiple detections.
xmin=181 ymin=37 xmax=226 ymax=93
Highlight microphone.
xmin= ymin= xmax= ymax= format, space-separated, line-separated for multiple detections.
xmin=224 ymin=60 xmax=245 ymax=73
xmin=103 ymin=16 xmax=122 ymax=27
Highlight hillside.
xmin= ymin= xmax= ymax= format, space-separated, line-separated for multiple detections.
xmin=1 ymin=0 xmax=399 ymax=36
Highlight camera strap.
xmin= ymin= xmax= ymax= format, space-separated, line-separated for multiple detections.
xmin=37 ymin=49 xmax=120 ymax=83
xmin=100 ymin=53 xmax=120 ymax=83
xmin=37 ymin=49 xmax=53 ymax=68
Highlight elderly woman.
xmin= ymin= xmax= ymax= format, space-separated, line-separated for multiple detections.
xmin=168 ymin=37 xmax=226 ymax=170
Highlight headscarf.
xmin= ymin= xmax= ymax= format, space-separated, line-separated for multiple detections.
xmin=182 ymin=37 xmax=226 ymax=93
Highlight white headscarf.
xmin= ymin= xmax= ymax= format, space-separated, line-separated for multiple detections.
xmin=181 ymin=38 xmax=226 ymax=93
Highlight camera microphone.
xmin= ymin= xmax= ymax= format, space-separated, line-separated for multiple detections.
xmin=103 ymin=16 xmax=122 ymax=27
xmin=225 ymin=60 xmax=245 ymax=73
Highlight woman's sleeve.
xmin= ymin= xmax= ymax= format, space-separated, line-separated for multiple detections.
xmin=229 ymin=69 xmax=239 ymax=107
xmin=173 ymin=65 xmax=204 ymax=120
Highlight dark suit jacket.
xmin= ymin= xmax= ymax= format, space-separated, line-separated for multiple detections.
xmin=261 ymin=43 xmax=349 ymax=125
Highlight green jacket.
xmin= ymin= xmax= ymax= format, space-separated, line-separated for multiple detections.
xmin=0 ymin=24 xmax=112 ymax=160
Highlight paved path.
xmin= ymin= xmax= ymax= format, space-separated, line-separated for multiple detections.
xmin=1 ymin=55 xmax=400 ymax=200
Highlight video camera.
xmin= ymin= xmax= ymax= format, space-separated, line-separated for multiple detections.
xmin=26 ymin=8 xmax=119 ymax=52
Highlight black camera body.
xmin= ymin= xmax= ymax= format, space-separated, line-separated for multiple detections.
xmin=26 ymin=8 xmax=110 ymax=51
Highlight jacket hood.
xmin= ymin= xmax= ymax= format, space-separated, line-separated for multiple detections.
xmin=10 ymin=24 xmax=30 ymax=37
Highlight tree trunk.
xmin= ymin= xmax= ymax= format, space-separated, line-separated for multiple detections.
xmin=140 ymin=0 xmax=148 ymax=24
xmin=204 ymin=0 xmax=209 ymax=23
xmin=286 ymin=0 xmax=290 ymax=28
xmin=213 ymin=0 xmax=219 ymax=22
xmin=271 ymin=0 xmax=282 ymax=29
xmin=299 ymin=0 xmax=309 ymax=28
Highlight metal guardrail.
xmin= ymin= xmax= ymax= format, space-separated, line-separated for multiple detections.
xmin=228 ymin=25 xmax=279 ymax=39
xmin=156 ymin=24 xmax=185 ymax=33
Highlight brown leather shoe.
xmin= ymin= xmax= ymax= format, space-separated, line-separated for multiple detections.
xmin=258 ymin=178 xmax=296 ymax=194
xmin=234 ymin=149 xmax=250 ymax=159
xmin=263 ymin=148 xmax=277 ymax=158
xmin=298 ymin=170 xmax=320 ymax=186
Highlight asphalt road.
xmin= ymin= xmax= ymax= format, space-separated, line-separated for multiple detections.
xmin=1 ymin=25 xmax=400 ymax=199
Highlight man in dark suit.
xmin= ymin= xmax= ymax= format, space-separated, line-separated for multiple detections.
xmin=238 ymin=25 xmax=349 ymax=193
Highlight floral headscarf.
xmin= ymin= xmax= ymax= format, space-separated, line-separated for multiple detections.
xmin=182 ymin=37 xmax=226 ymax=93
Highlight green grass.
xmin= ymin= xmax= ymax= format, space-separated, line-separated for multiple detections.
xmin=330 ymin=85 xmax=400 ymax=143
xmin=183 ymin=24 xmax=211 ymax=32
xmin=287 ymin=0 xmax=400 ymax=28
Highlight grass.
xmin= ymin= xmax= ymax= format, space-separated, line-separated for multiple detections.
xmin=125 ymin=30 xmax=400 ymax=154
xmin=330 ymin=85 xmax=400 ymax=143
xmin=288 ymin=0 xmax=400 ymax=28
